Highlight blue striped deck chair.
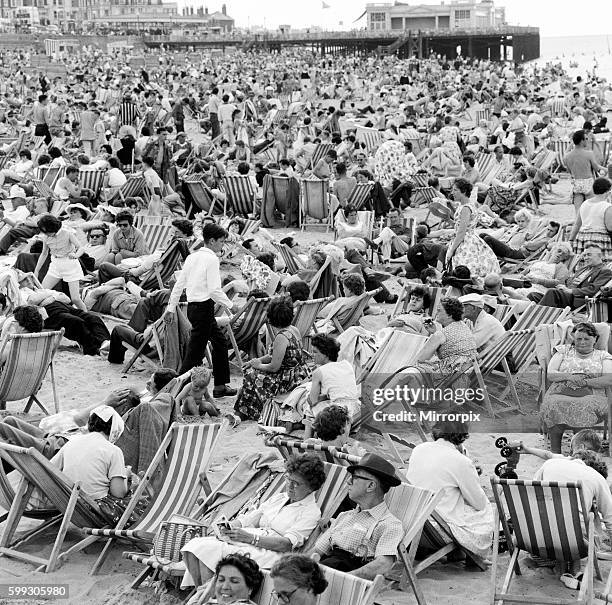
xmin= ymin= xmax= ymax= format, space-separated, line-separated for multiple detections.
xmin=223 ymin=174 xmax=256 ymax=218
xmin=138 ymin=219 xmax=174 ymax=253
xmin=345 ymin=182 xmax=373 ymax=210
xmin=79 ymin=168 xmax=106 ymax=200
xmin=491 ymin=477 xmax=599 ymax=605
xmin=85 ymin=422 xmax=225 ymax=574
xmin=183 ymin=175 xmax=218 ymax=217
xmin=0 ymin=329 xmax=64 ymax=415
xmin=309 ymin=142 xmax=334 ymax=171
xmin=0 ymin=442 xmax=113 ymax=573
xmin=301 ymin=177 xmax=331 ymax=231
xmin=356 ymin=127 xmax=383 ymax=154
xmin=221 ymin=296 xmax=272 ymax=368
xmin=272 ymin=242 xmax=304 ymax=275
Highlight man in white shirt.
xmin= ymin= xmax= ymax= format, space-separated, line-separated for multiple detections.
xmin=0 ymin=150 xmax=34 ymax=188
xmin=218 ymin=94 xmax=237 ymax=146
xmin=459 ymin=293 xmax=505 ymax=350
xmin=163 ymin=223 xmax=237 ymax=397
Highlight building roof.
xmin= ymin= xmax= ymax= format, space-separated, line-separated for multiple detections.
xmin=207 ymin=11 xmax=234 ymax=21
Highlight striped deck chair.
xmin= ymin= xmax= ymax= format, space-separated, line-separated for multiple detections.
xmin=0 ymin=443 xmax=113 ymax=573
xmin=301 ymin=178 xmax=331 ymax=231
xmin=271 ymin=108 xmax=288 ymax=125
xmin=39 ymin=165 xmax=61 ymax=189
xmin=139 ymin=239 xmax=189 ymax=291
xmin=30 ymin=179 xmax=58 ymax=200
xmin=309 ymin=257 xmax=339 ymax=299
xmin=356 ymin=127 xmax=383 ymax=154
xmin=475 ymin=107 xmax=491 ymax=124
xmin=601 ymin=138 xmax=611 ymax=165
xmin=309 ymin=142 xmax=334 ymax=171
xmin=118 ymin=174 xmax=146 ymax=201
xmin=272 ymin=242 xmax=304 ymax=275
xmin=477 ymin=154 xmax=503 ymax=186
xmin=86 ymin=422 xmax=224 ymax=574
xmin=264 ymin=435 xmax=360 ymax=467
xmin=411 ymin=174 xmax=430 ymax=188
xmin=551 ymin=139 xmax=573 ymax=172
xmin=413 ymin=186 xmax=438 ymax=209
xmin=292 ymin=296 xmax=335 ymax=346
xmin=346 ymin=182 xmax=373 ymax=210
xmin=79 ymin=168 xmax=106 ymax=199
xmin=550 ymin=97 xmax=569 ymax=118
xmin=183 ymin=175 xmax=218 ymax=217
xmin=327 ymin=288 xmax=382 ymax=334
xmin=221 ymin=296 xmax=272 ymax=368
xmin=0 ymin=330 xmax=63 ymax=415
xmin=386 ymin=482 xmax=445 ymax=603
xmin=223 ymin=175 xmax=256 ymax=217
xmin=138 ymin=220 xmax=174 ymax=253
xmin=491 ymin=477 xmax=599 ymax=605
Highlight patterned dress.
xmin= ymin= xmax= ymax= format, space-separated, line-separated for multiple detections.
xmin=235 ymin=329 xmax=312 ymax=421
xmin=374 ymin=140 xmax=414 ymax=188
xmin=451 ymin=203 xmax=500 ymax=278
xmin=540 ymin=345 xmax=612 ymax=429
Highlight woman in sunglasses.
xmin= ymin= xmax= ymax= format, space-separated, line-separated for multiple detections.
xmin=270 ymin=555 xmax=328 ymax=605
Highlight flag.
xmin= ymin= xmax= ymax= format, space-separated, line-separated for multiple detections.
xmin=322 ymin=1 xmax=330 ymax=8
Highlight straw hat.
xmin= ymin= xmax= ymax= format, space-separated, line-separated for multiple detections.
xmin=66 ymin=203 xmax=92 ymax=219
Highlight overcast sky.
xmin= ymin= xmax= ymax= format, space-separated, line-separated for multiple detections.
xmin=179 ymin=1 xmax=612 ymax=37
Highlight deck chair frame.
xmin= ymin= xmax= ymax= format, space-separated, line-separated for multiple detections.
xmin=301 ymin=178 xmax=331 ymax=231
xmin=223 ymin=174 xmax=256 ymax=218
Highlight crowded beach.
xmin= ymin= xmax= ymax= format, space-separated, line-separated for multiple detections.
xmin=0 ymin=35 xmax=612 ymax=605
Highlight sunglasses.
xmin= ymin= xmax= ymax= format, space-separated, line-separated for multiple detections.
xmin=117 ymin=223 xmax=130 ymax=228
xmin=89 ymin=233 xmax=104 ymax=238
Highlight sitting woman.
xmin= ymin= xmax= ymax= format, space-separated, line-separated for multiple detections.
xmin=540 ymin=321 xmax=612 ymax=453
xmin=181 ymin=454 xmax=325 ymax=588
xmin=234 ymin=300 xmax=311 ymax=421
xmin=334 ymin=204 xmax=376 ymax=253
xmin=306 ymin=404 xmax=367 ymax=457
xmin=407 ymin=420 xmax=494 ymax=562
xmin=485 ymin=166 xmax=537 ymax=216
xmin=394 ymin=297 xmax=477 ymax=396
xmin=306 ymin=334 xmax=361 ymax=424
xmin=270 ymin=555 xmax=328 ymax=605
xmin=503 ymin=242 xmax=572 ymax=303
xmin=188 ymin=553 xmax=263 ymax=605
xmin=388 ymin=285 xmax=433 ymax=335
xmin=51 ymin=405 xmax=142 ymax=525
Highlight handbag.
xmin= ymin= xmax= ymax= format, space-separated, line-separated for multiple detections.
xmin=152 ymin=514 xmax=205 ymax=563
xmin=558 ymin=385 xmax=593 ymax=398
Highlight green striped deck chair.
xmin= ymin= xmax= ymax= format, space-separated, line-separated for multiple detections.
xmin=356 ymin=127 xmax=383 ymax=155
xmin=223 ymin=174 xmax=256 ymax=218
xmin=139 ymin=239 xmax=189 ymax=291
xmin=386 ymin=482 xmax=445 ymax=601
xmin=491 ymin=477 xmax=599 ymax=605
xmin=328 ymin=288 xmax=382 ymax=334
xmin=392 ymin=284 xmax=445 ymax=318
xmin=78 ymin=168 xmax=106 ymax=199
xmin=264 ymin=435 xmax=361 ymax=467
xmin=183 ymin=174 xmax=218 ymax=217
xmin=309 ymin=142 xmax=334 ymax=171
xmin=138 ymin=219 xmax=173 ymax=253
xmin=301 ymin=177 xmax=331 ymax=231
xmin=222 ymin=296 xmax=272 ymax=368
xmin=346 ymin=182 xmax=373 ymax=210
xmin=0 ymin=330 xmax=64 ymax=415
xmin=85 ymin=422 xmax=225 ymax=574
xmin=0 ymin=442 xmax=113 ymax=573
xmin=272 ymin=242 xmax=304 ymax=275
xmin=253 ymin=567 xmax=384 ymax=605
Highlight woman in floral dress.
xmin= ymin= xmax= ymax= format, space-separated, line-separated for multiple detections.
xmin=446 ymin=178 xmax=500 ymax=278
xmin=234 ymin=299 xmax=311 ymax=421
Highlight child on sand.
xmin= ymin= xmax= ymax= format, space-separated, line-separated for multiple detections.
xmin=177 ymin=366 xmax=220 ymax=417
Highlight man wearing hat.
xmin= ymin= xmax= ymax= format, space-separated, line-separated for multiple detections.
xmin=459 ymin=293 xmax=505 ymax=350
xmin=311 ymin=453 xmax=403 ymax=579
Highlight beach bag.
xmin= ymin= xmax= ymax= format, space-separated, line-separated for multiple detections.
xmin=152 ymin=514 xmax=205 ymax=562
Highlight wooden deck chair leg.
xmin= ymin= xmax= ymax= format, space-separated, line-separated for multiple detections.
xmin=499 ymin=547 xmax=520 ymax=602
xmin=154 ymin=264 xmax=164 ymax=290
xmin=50 ymin=361 xmax=60 ymax=414
xmin=45 ymin=483 xmax=81 ymax=572
xmin=401 ymin=556 xmax=429 ymax=605
xmin=382 ymin=433 xmax=406 ymax=464
xmin=131 ymin=565 xmax=154 ymax=589
xmin=225 ymin=326 xmax=243 ymax=369
xmin=41 ymin=533 xmax=100 ymax=573
xmin=490 ymin=507 xmax=500 ymax=605
xmin=0 ymin=476 xmax=34 ymax=548
xmin=473 ymin=365 xmax=496 ymax=418
xmin=90 ymin=534 xmax=115 ymax=575
xmin=122 ymin=331 xmax=155 ymax=373
xmin=23 ymin=393 xmax=50 ymax=416
xmin=9 ymin=515 xmax=62 ymax=550
xmin=501 ymin=358 xmax=522 ymax=412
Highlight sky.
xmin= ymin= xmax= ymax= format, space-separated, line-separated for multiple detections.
xmin=178 ymin=1 xmax=612 ymax=37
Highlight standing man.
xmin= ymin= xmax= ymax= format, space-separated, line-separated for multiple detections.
xmin=208 ymin=87 xmax=221 ymax=139
xmin=80 ymin=102 xmax=98 ymax=157
xmin=163 ymin=223 xmax=237 ymax=397
xmin=564 ymin=129 xmax=606 ymax=213
xmin=171 ymin=98 xmax=185 ymax=134
xmin=31 ymin=94 xmax=51 ymax=145
xmin=218 ymin=94 xmax=237 ymax=146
